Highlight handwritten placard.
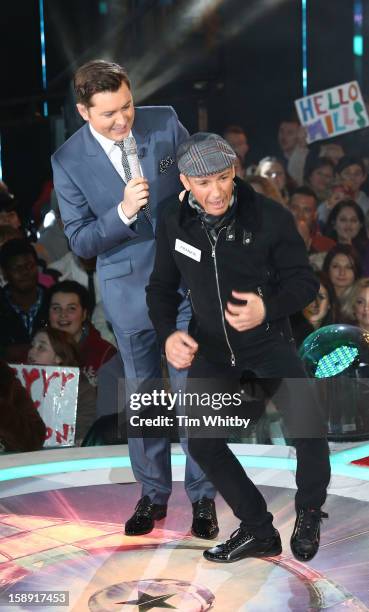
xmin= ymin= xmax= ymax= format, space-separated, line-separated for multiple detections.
xmin=11 ymin=365 xmax=79 ymax=447
xmin=295 ymin=81 xmax=369 ymax=144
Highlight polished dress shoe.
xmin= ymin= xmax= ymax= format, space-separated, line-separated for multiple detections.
xmin=124 ymin=496 xmax=167 ymax=536
xmin=290 ymin=508 xmax=328 ymax=562
xmin=191 ymin=497 xmax=219 ymax=539
xmin=203 ymin=526 xmax=282 ymax=563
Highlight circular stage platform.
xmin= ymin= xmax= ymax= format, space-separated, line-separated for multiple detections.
xmin=0 ymin=443 xmax=368 ymax=611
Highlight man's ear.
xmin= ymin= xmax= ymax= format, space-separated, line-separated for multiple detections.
xmin=180 ymin=173 xmax=191 ymax=191
xmin=76 ymin=103 xmax=90 ymax=122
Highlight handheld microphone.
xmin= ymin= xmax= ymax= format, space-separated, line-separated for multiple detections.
xmin=123 ymin=136 xmax=142 ymax=179
xmin=123 ymin=137 xmax=151 ymax=220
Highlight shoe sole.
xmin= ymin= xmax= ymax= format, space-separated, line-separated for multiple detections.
xmin=203 ymin=544 xmax=282 ymax=563
xmin=124 ymin=511 xmax=167 ymax=536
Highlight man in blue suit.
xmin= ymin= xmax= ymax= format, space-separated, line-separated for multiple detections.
xmin=51 ymin=60 xmax=217 ymax=538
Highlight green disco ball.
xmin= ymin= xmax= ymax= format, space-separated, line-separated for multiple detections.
xmin=299 ymin=324 xmax=369 ymax=379
xmin=299 ymin=325 xmax=369 ymax=440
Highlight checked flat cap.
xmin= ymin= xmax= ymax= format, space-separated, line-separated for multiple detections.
xmin=177 ymin=132 xmax=237 ymax=176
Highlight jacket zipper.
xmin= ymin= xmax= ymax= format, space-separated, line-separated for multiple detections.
xmin=256 ymin=285 xmax=270 ymax=331
xmin=203 ymin=225 xmax=236 ymax=367
xmin=187 ymin=289 xmax=196 ymax=314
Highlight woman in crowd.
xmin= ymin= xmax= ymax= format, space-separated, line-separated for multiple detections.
xmin=47 ymin=280 xmax=116 ymax=386
xmin=255 ymin=156 xmax=291 ymax=206
xmin=324 ymin=200 xmax=369 ymax=274
xmin=303 ymin=156 xmax=335 ymax=203
xmin=341 ymin=277 xmax=369 ymax=332
xmin=290 ymin=272 xmax=338 ymax=347
xmin=28 ymin=326 xmax=96 ymax=444
xmin=322 ymin=244 xmax=361 ymax=305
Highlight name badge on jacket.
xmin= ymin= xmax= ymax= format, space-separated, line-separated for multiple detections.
xmin=175 ymin=239 xmax=201 ymax=262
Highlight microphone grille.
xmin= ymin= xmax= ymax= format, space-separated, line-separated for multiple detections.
xmin=123 ymin=136 xmax=137 ymax=155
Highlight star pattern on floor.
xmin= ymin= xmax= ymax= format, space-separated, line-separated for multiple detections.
xmin=118 ymin=589 xmax=177 ymax=610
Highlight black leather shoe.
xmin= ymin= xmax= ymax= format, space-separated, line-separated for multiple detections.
xmin=191 ymin=497 xmax=219 ymax=540
xmin=124 ymin=496 xmax=167 ymax=536
xmin=290 ymin=508 xmax=328 ymax=562
xmin=203 ymin=527 xmax=282 ymax=563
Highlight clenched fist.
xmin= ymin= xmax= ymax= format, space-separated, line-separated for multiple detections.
xmin=165 ymin=331 xmax=198 ymax=370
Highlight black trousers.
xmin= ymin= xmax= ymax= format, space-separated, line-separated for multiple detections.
xmin=187 ymin=330 xmax=331 ymax=539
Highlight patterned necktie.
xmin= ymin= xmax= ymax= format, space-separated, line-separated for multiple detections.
xmin=114 ymin=140 xmax=132 ymax=183
xmin=114 ymin=139 xmax=152 ymax=223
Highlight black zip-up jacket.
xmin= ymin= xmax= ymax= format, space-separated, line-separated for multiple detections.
xmin=146 ymin=177 xmax=319 ymax=365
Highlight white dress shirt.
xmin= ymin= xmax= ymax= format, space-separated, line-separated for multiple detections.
xmin=89 ymin=124 xmax=138 ymax=225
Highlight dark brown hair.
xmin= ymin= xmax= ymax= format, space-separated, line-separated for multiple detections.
xmin=74 ymin=60 xmax=131 ymax=107
xmin=33 ymin=327 xmax=81 ymax=367
xmin=322 ymin=243 xmax=362 ymax=281
xmin=47 ymin=280 xmax=92 ymax=316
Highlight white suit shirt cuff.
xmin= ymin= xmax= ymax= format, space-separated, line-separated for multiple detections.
xmin=117 ymin=203 xmax=137 ymax=226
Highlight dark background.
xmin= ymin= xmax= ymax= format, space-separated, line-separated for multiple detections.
xmin=0 ymin=0 xmax=368 ymax=210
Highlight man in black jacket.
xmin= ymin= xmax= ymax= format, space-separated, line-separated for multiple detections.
xmin=146 ymin=133 xmax=330 ymax=564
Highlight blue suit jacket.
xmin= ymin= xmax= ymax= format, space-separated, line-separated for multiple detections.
xmin=51 ymin=106 xmax=189 ymax=333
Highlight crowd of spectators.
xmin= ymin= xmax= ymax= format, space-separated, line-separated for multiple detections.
xmin=223 ymin=120 xmax=369 ymax=348
xmin=1 ymin=113 xmax=369 ymax=451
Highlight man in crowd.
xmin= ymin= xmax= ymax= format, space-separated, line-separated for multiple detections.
xmin=51 ymin=60 xmax=217 ymax=538
xmin=276 ymin=116 xmax=308 ymax=186
xmin=289 ymin=186 xmax=336 ymax=259
xmin=0 ymin=239 xmax=48 ymax=362
xmin=147 ymin=132 xmax=331 ymax=563
xmin=223 ymin=125 xmax=250 ymax=165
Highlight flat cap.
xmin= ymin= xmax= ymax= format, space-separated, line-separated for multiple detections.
xmin=177 ymin=132 xmax=237 ymax=176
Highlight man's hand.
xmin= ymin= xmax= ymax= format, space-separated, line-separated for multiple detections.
xmin=121 ymin=177 xmax=149 ymax=219
xmin=225 ymin=290 xmax=266 ymax=332
xmin=165 ymin=331 xmax=198 ymax=369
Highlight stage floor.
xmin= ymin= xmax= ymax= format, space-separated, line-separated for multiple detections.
xmin=0 ymin=443 xmax=368 ymax=611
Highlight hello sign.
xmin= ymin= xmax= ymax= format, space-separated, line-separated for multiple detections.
xmin=295 ymin=81 xmax=369 ymax=144
xmin=12 ymin=365 xmax=79 ymax=448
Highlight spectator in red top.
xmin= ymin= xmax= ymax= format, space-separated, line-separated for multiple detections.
xmin=47 ymin=280 xmax=116 ymax=386
xmin=289 ymin=187 xmax=336 ymax=255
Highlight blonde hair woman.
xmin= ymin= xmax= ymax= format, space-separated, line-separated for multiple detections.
xmin=341 ymin=277 xmax=369 ymax=332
